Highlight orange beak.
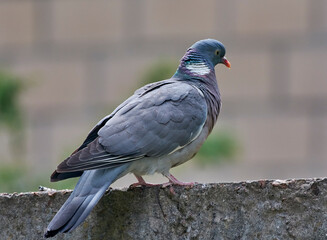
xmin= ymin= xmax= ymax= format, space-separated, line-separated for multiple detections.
xmin=222 ymin=57 xmax=231 ymax=68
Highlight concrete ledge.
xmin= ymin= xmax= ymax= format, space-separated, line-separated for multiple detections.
xmin=1 ymin=178 xmax=327 ymax=239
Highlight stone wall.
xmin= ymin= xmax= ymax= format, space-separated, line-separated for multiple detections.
xmin=1 ymin=178 xmax=327 ymax=239
xmin=0 ymin=1 xmax=327 ymax=180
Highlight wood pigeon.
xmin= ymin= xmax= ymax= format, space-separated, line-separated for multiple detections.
xmin=44 ymin=39 xmax=230 ymax=238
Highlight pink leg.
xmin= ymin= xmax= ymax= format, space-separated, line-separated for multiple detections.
xmin=162 ymin=173 xmax=196 ymax=188
xmin=129 ymin=174 xmax=159 ymax=188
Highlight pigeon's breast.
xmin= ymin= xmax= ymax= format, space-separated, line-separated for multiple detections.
xmin=128 ymin=126 xmax=210 ymax=176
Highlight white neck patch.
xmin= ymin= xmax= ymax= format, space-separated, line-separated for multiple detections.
xmin=186 ymin=62 xmax=211 ymax=75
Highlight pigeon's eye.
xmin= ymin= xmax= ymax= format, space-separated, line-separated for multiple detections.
xmin=215 ymin=50 xmax=220 ymax=56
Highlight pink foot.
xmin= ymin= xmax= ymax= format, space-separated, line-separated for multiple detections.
xmin=162 ymin=173 xmax=196 ymax=188
xmin=129 ymin=175 xmax=159 ymax=188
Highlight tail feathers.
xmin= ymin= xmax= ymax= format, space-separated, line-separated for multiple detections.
xmin=44 ymin=165 xmax=128 ymax=238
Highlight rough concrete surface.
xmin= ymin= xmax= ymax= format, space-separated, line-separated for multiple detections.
xmin=1 ymin=178 xmax=327 ymax=240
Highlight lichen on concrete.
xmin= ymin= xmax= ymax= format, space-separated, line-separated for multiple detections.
xmin=1 ymin=178 xmax=327 ymax=239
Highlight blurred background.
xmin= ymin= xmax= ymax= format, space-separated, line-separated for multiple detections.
xmin=0 ymin=0 xmax=327 ymax=193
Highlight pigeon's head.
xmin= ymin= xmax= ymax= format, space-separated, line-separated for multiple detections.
xmin=190 ymin=39 xmax=231 ymax=68
xmin=174 ymin=39 xmax=230 ymax=79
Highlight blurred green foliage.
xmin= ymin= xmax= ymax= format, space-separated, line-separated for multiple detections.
xmin=139 ymin=59 xmax=178 ymax=86
xmin=0 ymin=164 xmax=78 ymax=193
xmin=0 ymin=140 xmax=81 ymax=193
xmin=0 ymin=71 xmax=24 ymax=130
xmin=196 ymin=130 xmax=240 ymax=166
xmin=0 ymin=71 xmax=26 ymax=163
xmin=0 ymin=164 xmax=25 ymax=192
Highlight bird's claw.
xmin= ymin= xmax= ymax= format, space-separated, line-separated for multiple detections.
xmin=163 ymin=173 xmax=196 ymax=188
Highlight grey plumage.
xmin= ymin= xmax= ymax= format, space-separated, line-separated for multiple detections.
xmin=45 ymin=39 xmax=230 ymax=238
